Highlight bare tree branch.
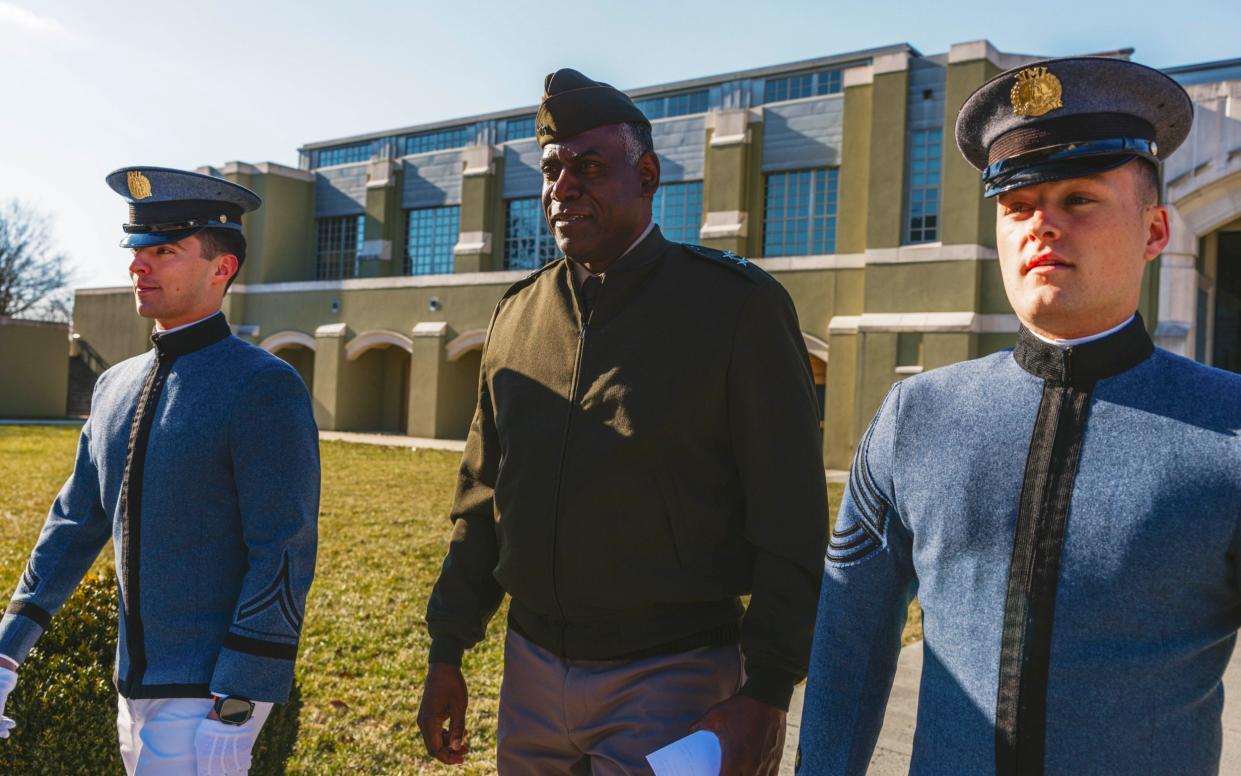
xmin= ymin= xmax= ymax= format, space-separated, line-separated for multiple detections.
xmin=0 ymin=200 xmax=72 ymax=320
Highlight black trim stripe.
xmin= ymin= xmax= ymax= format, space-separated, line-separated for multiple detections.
xmin=222 ymin=632 xmax=298 ymax=661
xmin=117 ymin=350 xmax=172 ymax=695
xmin=6 ymin=600 xmax=51 ymax=630
xmin=995 ymin=315 xmax=1155 ymax=775
xmin=118 ymin=682 xmax=212 ymax=700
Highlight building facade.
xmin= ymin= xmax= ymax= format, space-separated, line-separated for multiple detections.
xmin=71 ymin=40 xmax=1241 ymax=468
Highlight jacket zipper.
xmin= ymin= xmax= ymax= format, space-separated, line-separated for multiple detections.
xmin=548 ymin=316 xmax=589 ymax=652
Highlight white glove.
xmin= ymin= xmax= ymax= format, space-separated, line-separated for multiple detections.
xmin=193 ymin=701 xmax=272 ymax=776
xmin=0 ymin=665 xmax=17 ymax=739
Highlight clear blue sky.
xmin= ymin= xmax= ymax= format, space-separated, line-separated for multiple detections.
xmin=2 ymin=0 xmax=1237 ymax=289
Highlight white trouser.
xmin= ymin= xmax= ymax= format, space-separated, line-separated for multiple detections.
xmin=117 ymin=696 xmax=272 ymax=776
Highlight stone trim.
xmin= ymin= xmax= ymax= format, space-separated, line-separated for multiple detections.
xmin=345 ymin=329 xmax=414 ymax=359
xmin=199 ymin=162 xmax=314 ymax=183
xmin=314 ymin=323 xmax=349 ymax=338
xmin=827 ymin=312 xmax=1021 ymax=334
xmin=699 ymin=211 xmax=748 ymax=239
xmin=234 ymin=271 xmax=528 ymax=294
xmin=365 ymin=160 xmax=399 ymax=188
xmin=751 ymin=254 xmax=865 ymax=271
xmin=872 ymin=52 xmax=910 ymax=75
xmin=802 ymin=333 xmax=830 ymax=362
xmin=461 ymin=145 xmax=496 ymax=177
xmin=412 ymin=321 xmax=450 ymax=338
xmin=259 ymin=330 xmax=317 ymax=353
xmin=445 ymin=328 xmax=487 ymax=361
xmin=843 ymin=65 xmax=874 ymax=88
xmin=707 ymin=109 xmax=754 ymax=147
xmin=864 ymin=243 xmax=999 ymax=264
xmin=453 ymin=231 xmax=493 ymax=255
xmin=0 ymin=317 xmax=69 ymax=330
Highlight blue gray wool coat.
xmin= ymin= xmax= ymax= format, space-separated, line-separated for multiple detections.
xmin=797 ymin=316 xmax=1241 ymax=775
xmin=0 ymin=313 xmax=319 ymax=703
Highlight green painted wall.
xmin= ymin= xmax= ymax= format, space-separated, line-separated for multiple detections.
xmin=864 ymin=260 xmax=980 ymax=312
xmin=456 ymin=158 xmax=500 ymax=273
xmin=73 ymin=291 xmax=151 ymax=368
xmin=361 ymin=169 xmax=402 ymax=279
xmin=221 ymin=170 xmax=315 ymax=287
xmin=701 ymin=118 xmax=756 ymax=256
xmin=837 ymin=82 xmax=874 ymax=255
xmin=824 ymin=331 xmax=859 ymax=470
xmin=774 ymin=270 xmax=835 ymax=339
xmin=0 ymin=320 xmax=68 ymax=418
xmin=922 ymin=331 xmax=974 ymax=368
xmin=277 ymin=347 xmax=315 ymax=391
xmin=865 ymin=70 xmax=909 ymax=250
xmin=978 ymin=259 xmax=1012 ymax=313
xmin=857 ymin=331 xmax=899 ymax=437
xmin=941 ymin=59 xmax=1000 ymax=248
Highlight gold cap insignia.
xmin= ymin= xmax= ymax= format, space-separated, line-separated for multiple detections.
xmin=1011 ymin=67 xmax=1064 ymax=118
xmin=127 ymin=171 xmax=153 ymax=200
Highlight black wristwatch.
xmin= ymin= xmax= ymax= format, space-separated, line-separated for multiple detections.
xmin=211 ymin=694 xmax=255 ymax=726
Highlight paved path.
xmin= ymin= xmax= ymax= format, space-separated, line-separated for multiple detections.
xmin=782 ymin=641 xmax=1241 ymax=774
xmin=317 ymin=430 xmax=466 ymax=451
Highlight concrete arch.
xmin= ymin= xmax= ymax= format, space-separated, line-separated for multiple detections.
xmin=259 ymin=330 xmax=316 ymax=354
xmin=802 ymin=332 xmax=829 ymax=364
xmin=345 ymin=329 xmax=414 ymax=361
xmin=446 ymin=328 xmax=487 ymax=362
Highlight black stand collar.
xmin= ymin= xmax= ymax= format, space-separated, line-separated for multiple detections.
xmin=1013 ymin=312 xmax=1153 ymax=387
xmin=151 ymin=311 xmax=232 ymax=358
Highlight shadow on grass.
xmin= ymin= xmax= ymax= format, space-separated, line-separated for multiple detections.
xmin=252 ymin=681 xmax=303 ymax=775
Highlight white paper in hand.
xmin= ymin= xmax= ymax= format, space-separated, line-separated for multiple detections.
xmin=645 ymin=730 xmax=722 ymax=776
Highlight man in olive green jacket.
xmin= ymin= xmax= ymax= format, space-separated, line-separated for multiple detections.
xmin=417 ymin=68 xmax=828 ymax=776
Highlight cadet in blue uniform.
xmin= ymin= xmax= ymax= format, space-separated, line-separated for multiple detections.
xmin=798 ymin=58 xmax=1241 ymax=774
xmin=0 ymin=168 xmax=319 ymax=776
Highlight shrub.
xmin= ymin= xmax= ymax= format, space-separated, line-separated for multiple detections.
xmin=0 ymin=569 xmax=299 ymax=774
xmin=0 ymin=569 xmax=123 ymax=774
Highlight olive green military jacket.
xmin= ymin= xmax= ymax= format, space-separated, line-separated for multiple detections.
xmin=426 ymin=227 xmax=828 ymax=709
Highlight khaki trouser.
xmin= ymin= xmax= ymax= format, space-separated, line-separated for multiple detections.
xmin=497 ymin=628 xmax=743 ymax=775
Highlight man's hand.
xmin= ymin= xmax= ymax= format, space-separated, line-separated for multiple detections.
xmin=417 ymin=662 xmax=470 ymax=765
xmin=691 ymin=694 xmax=786 ymax=776
xmin=0 ymin=662 xmax=16 ymax=740
xmin=193 ymin=703 xmax=271 ymax=776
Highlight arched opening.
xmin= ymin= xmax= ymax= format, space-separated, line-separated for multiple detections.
xmin=343 ymin=330 xmax=413 ymax=433
xmin=259 ymin=331 xmax=316 ymax=391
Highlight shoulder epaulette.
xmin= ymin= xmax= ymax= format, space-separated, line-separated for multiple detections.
xmin=501 ymin=259 xmax=561 ymax=299
xmin=680 ymin=243 xmax=767 ymax=282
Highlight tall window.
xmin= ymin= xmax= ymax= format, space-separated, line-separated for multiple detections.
xmin=762 ymin=168 xmax=839 ymax=257
xmin=653 ymin=181 xmax=703 ymax=245
xmin=634 ymin=89 xmax=709 ymax=120
xmin=906 ymin=128 xmax=942 ymax=243
xmin=503 ymin=115 xmax=536 ymax=142
xmin=399 ymin=126 xmax=471 ymax=156
xmin=314 ymin=143 xmax=371 ymax=168
xmin=764 ymin=69 xmax=842 ymax=103
xmin=405 ymin=206 xmax=460 ymax=275
xmin=316 ymin=214 xmax=364 ymax=280
xmin=504 ymin=198 xmax=557 ymax=270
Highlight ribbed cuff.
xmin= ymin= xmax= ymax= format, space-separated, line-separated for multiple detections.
xmin=739 ymin=666 xmax=801 ymax=711
xmin=428 ymin=637 xmax=466 ymax=666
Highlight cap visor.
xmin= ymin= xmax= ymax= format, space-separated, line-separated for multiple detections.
xmin=985 ymin=155 xmax=1136 ymax=198
xmin=119 ymin=227 xmax=204 ymax=249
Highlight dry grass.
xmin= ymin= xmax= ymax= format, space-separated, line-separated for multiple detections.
xmin=0 ymin=427 xmax=921 ymax=774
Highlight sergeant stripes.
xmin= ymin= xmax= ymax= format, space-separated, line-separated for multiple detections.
xmin=827 ymin=415 xmax=890 ymax=564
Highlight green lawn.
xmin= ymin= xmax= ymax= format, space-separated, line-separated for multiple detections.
xmin=0 ymin=426 xmax=919 ymax=773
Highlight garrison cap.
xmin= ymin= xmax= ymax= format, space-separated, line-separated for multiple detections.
xmin=536 ymin=68 xmax=650 ymax=147
xmin=955 ymin=56 xmax=1193 ymax=197
xmin=105 ymin=166 xmax=262 ymax=248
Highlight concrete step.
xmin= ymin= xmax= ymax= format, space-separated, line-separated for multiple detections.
xmin=782 ymin=641 xmax=1241 ymax=774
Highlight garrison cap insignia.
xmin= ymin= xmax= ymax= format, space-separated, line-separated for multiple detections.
xmin=1010 ymin=67 xmax=1063 ymax=117
xmin=127 ymin=170 xmax=153 ymax=200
